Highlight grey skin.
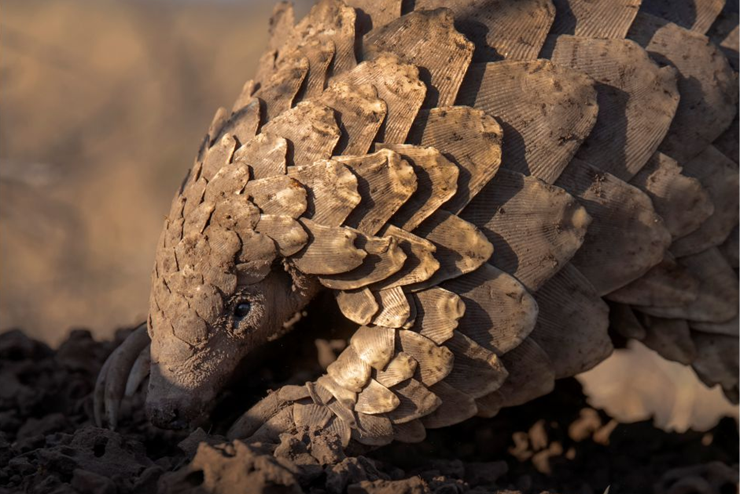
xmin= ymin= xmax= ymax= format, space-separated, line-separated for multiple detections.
xmin=146 ymin=261 xmax=320 ymax=429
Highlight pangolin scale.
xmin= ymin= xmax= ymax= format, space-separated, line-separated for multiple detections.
xmin=95 ymin=0 xmax=740 ymax=449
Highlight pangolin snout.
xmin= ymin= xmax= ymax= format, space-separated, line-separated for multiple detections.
xmin=146 ymin=399 xmax=202 ymax=430
xmin=145 ymin=354 xmax=217 ymax=430
xmin=145 ymin=400 xmax=190 ymax=430
xmin=145 ymin=391 xmax=210 ymax=430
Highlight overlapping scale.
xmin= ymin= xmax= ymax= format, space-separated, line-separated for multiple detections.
xmin=530 ymin=264 xmax=612 ymax=378
xmin=670 ymin=146 xmax=740 ymax=257
xmin=319 ymin=233 xmax=407 ymax=290
xmin=441 ymin=332 xmax=508 ymax=398
xmin=545 ymin=35 xmax=680 ymax=181
xmin=372 ymin=287 xmax=413 ymax=328
xmin=318 ymin=82 xmax=387 ymax=156
xmin=290 ymin=219 xmax=366 ymax=275
xmin=253 ymin=53 xmax=309 ymax=122
xmin=407 ymin=106 xmax=503 ymax=215
xmin=376 ymin=144 xmax=459 ymax=231
xmin=288 ymin=160 xmax=361 ymax=226
xmin=460 ymin=169 xmax=590 ymax=292
xmin=443 ymin=264 xmax=538 ymax=355
xmin=629 ymin=12 xmax=738 ymax=163
xmin=637 ymin=248 xmax=739 ymax=323
xmin=557 ymin=158 xmax=672 ymax=295
xmin=336 ymin=150 xmax=418 ymax=235
xmin=551 ymin=0 xmax=641 ymax=39
xmin=409 ymin=211 xmax=494 ymax=289
xmin=331 ymin=53 xmax=426 ymax=144
xmin=363 ymin=8 xmax=474 ymax=107
xmin=641 ymin=0 xmax=726 ymax=34
xmin=261 ymin=101 xmax=340 ymax=167
xmin=414 ymin=0 xmax=556 ymax=62
xmin=457 ymin=60 xmax=598 ymax=184
xmin=607 ymin=256 xmax=700 ymax=308
xmin=335 ymin=288 xmax=378 ymax=325
xmin=628 ymin=152 xmax=714 ymax=240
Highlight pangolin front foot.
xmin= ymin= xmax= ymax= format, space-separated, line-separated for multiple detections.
xmin=227 ymin=378 xmax=410 ymax=449
xmin=94 ymin=324 xmax=151 ymax=429
xmin=227 ymin=384 xmax=313 ymax=442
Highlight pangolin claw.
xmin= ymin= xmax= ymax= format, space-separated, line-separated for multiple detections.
xmin=125 ymin=345 xmax=151 ymax=397
xmin=227 ymin=381 xmax=360 ymax=448
xmin=227 ymin=384 xmax=310 ymax=441
xmin=94 ymin=324 xmax=151 ymax=430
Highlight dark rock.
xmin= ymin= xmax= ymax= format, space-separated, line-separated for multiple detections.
xmin=15 ymin=433 xmax=46 ymax=453
xmin=274 ymin=432 xmax=324 ymax=483
xmin=656 ymin=462 xmax=740 ymax=494
xmin=71 ymin=469 xmax=117 ymax=494
xmin=133 ymin=465 xmax=166 ymax=494
xmin=326 ymin=457 xmax=389 ymax=494
xmin=177 ymin=428 xmax=227 ymax=458
xmin=426 ymin=460 xmax=464 ymax=479
xmin=0 ymin=329 xmax=52 ymax=361
xmin=0 ymin=411 xmax=22 ymax=436
xmin=18 ymin=413 xmax=71 ymax=440
xmin=464 ymin=461 xmax=508 ymax=487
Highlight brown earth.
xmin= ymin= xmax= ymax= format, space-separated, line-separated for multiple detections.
xmin=0 ymin=325 xmax=737 ymax=494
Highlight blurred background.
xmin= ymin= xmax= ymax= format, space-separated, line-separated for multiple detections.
xmin=0 ymin=0 xmax=313 ymax=345
xmin=1 ymin=0 xmax=735 ymax=431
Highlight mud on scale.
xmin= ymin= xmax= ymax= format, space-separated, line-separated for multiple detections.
xmin=95 ymin=0 xmax=739 ymax=450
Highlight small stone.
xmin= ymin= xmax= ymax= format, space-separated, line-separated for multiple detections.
xmin=132 ymin=465 xmax=165 ymax=494
xmin=568 ymin=408 xmax=602 ymax=442
xmin=464 ymin=461 xmax=508 ymax=487
xmin=427 ymin=460 xmax=464 ymax=479
xmin=528 ymin=420 xmax=548 ymax=451
xmin=177 ymin=427 xmax=227 ymax=457
xmin=71 ymin=469 xmax=117 ymax=494
xmin=347 ymin=476 xmax=429 ymax=494
xmin=275 ymin=432 xmax=321 ymax=468
xmin=326 ymin=456 xmax=389 ymax=494
xmin=308 ymin=427 xmax=346 ymax=465
xmin=17 ymin=413 xmax=70 ymax=441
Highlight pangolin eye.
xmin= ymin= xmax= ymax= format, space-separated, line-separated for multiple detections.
xmin=234 ymin=302 xmax=252 ymax=319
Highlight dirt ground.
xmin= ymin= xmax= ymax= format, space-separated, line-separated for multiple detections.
xmin=0 ymin=325 xmax=737 ymax=494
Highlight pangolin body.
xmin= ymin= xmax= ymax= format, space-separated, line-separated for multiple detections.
xmin=95 ymin=0 xmax=740 ymax=448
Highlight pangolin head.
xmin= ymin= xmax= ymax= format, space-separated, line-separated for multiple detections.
xmin=145 ymin=163 xmax=319 ymax=429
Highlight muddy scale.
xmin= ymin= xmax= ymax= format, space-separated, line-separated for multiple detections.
xmin=8 ymin=0 xmax=740 ymax=492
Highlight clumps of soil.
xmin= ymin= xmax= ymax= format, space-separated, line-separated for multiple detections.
xmin=0 ymin=328 xmax=737 ymax=494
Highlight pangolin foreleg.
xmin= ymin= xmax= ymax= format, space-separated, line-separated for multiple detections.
xmin=94 ymin=324 xmax=151 ymax=429
xmin=227 ymin=380 xmax=384 ymax=448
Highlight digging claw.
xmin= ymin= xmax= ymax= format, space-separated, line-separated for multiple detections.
xmin=125 ymin=345 xmax=151 ymax=397
xmin=227 ymin=381 xmax=355 ymax=448
xmin=94 ymin=324 xmax=151 ymax=429
xmin=227 ymin=384 xmax=311 ymax=441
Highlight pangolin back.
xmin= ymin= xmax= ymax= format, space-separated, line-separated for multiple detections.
xmin=151 ymin=0 xmax=739 ymax=447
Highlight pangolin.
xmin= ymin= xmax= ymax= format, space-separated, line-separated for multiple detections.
xmin=94 ymin=0 xmax=739 ymax=448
